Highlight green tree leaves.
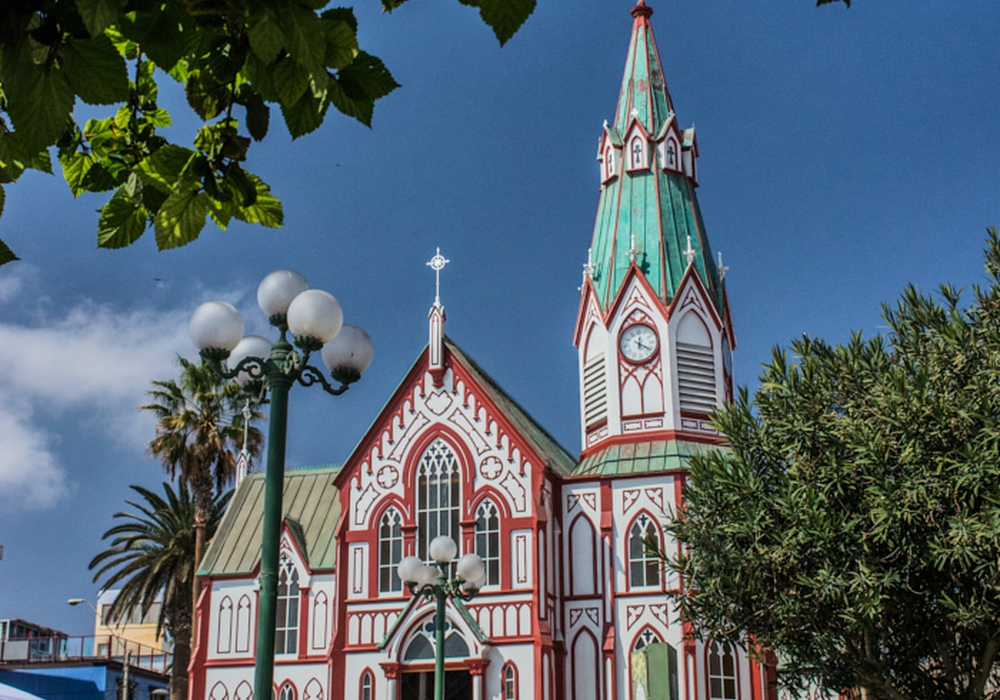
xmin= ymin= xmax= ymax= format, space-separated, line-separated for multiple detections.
xmin=668 ymin=228 xmax=1000 ymax=700
xmin=0 ymin=0 xmax=532 ymax=266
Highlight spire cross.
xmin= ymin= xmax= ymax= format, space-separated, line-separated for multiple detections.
xmin=427 ymin=247 xmax=450 ymax=305
xmin=684 ymin=235 xmax=696 ymax=266
xmin=717 ymin=251 xmax=729 ymax=281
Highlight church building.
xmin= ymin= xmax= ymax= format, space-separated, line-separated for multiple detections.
xmin=188 ymin=3 xmax=769 ymax=699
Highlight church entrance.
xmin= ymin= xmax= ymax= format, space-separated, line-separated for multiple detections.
xmin=399 ymin=670 xmax=472 ymax=700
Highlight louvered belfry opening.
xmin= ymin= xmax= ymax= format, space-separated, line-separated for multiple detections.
xmin=583 ymin=353 xmax=607 ymax=427
xmin=676 ymin=341 xmax=716 ymax=414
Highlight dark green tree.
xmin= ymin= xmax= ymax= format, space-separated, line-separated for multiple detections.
xmin=141 ymin=357 xmax=262 ymax=622
xmin=667 ymin=229 xmax=1000 ymax=700
xmin=0 ymin=0 xmax=536 ymax=265
xmin=90 ymin=482 xmax=232 ymax=700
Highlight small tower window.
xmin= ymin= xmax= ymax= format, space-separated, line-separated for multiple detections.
xmin=628 ymin=513 xmax=661 ymax=588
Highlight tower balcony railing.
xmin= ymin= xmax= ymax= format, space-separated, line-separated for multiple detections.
xmin=0 ymin=635 xmax=171 ymax=674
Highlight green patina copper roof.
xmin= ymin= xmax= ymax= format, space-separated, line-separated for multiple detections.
xmin=446 ymin=339 xmax=577 ymax=477
xmin=574 ymin=439 xmax=720 ymax=477
xmin=199 ymin=466 xmax=342 ymax=576
xmin=590 ymin=1 xmax=724 ymax=315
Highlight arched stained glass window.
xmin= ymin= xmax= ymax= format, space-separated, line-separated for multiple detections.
xmin=417 ymin=439 xmax=461 ymax=564
xmin=708 ymin=642 xmax=737 ymax=699
xmin=475 ymin=499 xmax=500 ymax=586
xmin=628 ymin=513 xmax=661 ymax=588
xmin=275 ymin=553 xmax=299 ymax=655
xmin=379 ymin=508 xmax=403 ymax=593
xmin=278 ymin=684 xmax=294 ymax=700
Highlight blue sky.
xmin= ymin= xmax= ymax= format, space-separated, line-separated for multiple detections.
xmin=0 ymin=0 xmax=997 ymax=634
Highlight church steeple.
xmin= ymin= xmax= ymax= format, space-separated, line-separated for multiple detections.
xmin=575 ymin=1 xmax=735 ymax=458
xmin=588 ymin=0 xmax=724 ymax=316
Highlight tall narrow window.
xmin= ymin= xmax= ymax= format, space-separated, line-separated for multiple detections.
xmin=379 ymin=508 xmax=404 ymax=593
xmin=708 ymin=642 xmax=737 ymax=699
xmin=278 ymin=684 xmax=294 ymax=700
xmin=275 ymin=553 xmax=300 ymax=655
xmin=417 ymin=439 xmax=461 ymax=562
xmin=503 ymin=664 xmax=518 ymax=700
xmin=628 ymin=513 xmax=661 ymax=588
xmin=474 ymin=500 xmax=501 ymax=586
xmin=360 ymin=672 xmax=372 ymax=700
xmin=676 ymin=313 xmax=716 ymax=415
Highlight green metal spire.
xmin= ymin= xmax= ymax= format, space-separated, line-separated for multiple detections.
xmin=588 ymin=0 xmax=724 ymax=315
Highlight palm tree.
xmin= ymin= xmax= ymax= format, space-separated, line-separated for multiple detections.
xmin=90 ymin=483 xmax=232 ymax=700
xmin=141 ymin=357 xmax=263 ymax=617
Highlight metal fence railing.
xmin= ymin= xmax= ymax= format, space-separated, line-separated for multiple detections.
xmin=0 ymin=635 xmax=171 ymax=674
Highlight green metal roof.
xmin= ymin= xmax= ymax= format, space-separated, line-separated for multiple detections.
xmin=199 ymin=466 xmax=342 ymax=576
xmin=446 ymin=339 xmax=578 ymax=477
xmin=590 ymin=2 xmax=724 ymax=315
xmin=573 ymin=439 xmax=720 ymax=477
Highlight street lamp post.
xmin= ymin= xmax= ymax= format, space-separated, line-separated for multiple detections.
xmin=397 ymin=537 xmax=485 ymax=700
xmin=189 ymin=270 xmax=373 ymax=700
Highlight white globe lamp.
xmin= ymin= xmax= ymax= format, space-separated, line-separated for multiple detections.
xmin=287 ymin=289 xmax=343 ymax=344
xmin=257 ymin=269 xmax=309 ymax=318
xmin=190 ymin=301 xmax=244 ymax=352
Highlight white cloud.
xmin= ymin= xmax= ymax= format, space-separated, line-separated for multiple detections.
xmin=0 ymin=399 xmax=67 ymax=509
xmin=0 ymin=265 xmax=34 ymax=303
xmin=0 ymin=289 xmax=252 ymax=512
xmin=0 ymin=280 xmax=260 ymax=509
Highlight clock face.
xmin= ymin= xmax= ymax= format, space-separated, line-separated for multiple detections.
xmin=619 ymin=323 xmax=658 ymax=363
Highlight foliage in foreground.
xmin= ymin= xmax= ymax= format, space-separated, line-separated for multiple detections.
xmin=90 ymin=482 xmax=231 ymax=700
xmin=668 ymin=229 xmax=1000 ymax=700
xmin=0 ymin=0 xmax=536 ymax=265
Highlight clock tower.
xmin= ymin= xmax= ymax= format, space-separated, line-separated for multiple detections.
xmin=574 ymin=0 xmax=735 ymax=460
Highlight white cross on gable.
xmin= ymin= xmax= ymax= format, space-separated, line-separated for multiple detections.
xmin=427 ymin=247 xmax=450 ymax=304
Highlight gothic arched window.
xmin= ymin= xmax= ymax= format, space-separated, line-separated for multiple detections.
xmin=475 ymin=499 xmax=500 ymax=586
xmin=275 ymin=552 xmax=300 ymax=655
xmin=502 ymin=663 xmax=518 ymax=700
xmin=379 ymin=508 xmax=404 ymax=593
xmin=417 ymin=439 xmax=461 ymax=563
xmin=359 ymin=672 xmax=372 ymax=700
xmin=278 ymin=683 xmax=294 ymax=700
xmin=628 ymin=513 xmax=661 ymax=589
xmin=708 ymin=642 xmax=737 ymax=699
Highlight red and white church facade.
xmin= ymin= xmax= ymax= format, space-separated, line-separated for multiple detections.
xmin=188 ymin=3 xmax=775 ymax=700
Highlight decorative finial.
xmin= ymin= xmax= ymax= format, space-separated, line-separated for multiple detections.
xmin=630 ymin=107 xmax=639 ymax=121
xmin=684 ymin=235 xmax=696 ymax=266
xmin=627 ymin=233 xmax=639 ymax=265
xmin=426 ymin=247 xmax=450 ymax=305
xmin=603 ymin=119 xmax=608 ymax=129
xmin=236 ymin=398 xmax=252 ymax=485
xmin=631 ymin=0 xmax=653 ymax=19
xmin=717 ymin=251 xmax=729 ymax=281
xmin=580 ymin=248 xmax=596 ymax=291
